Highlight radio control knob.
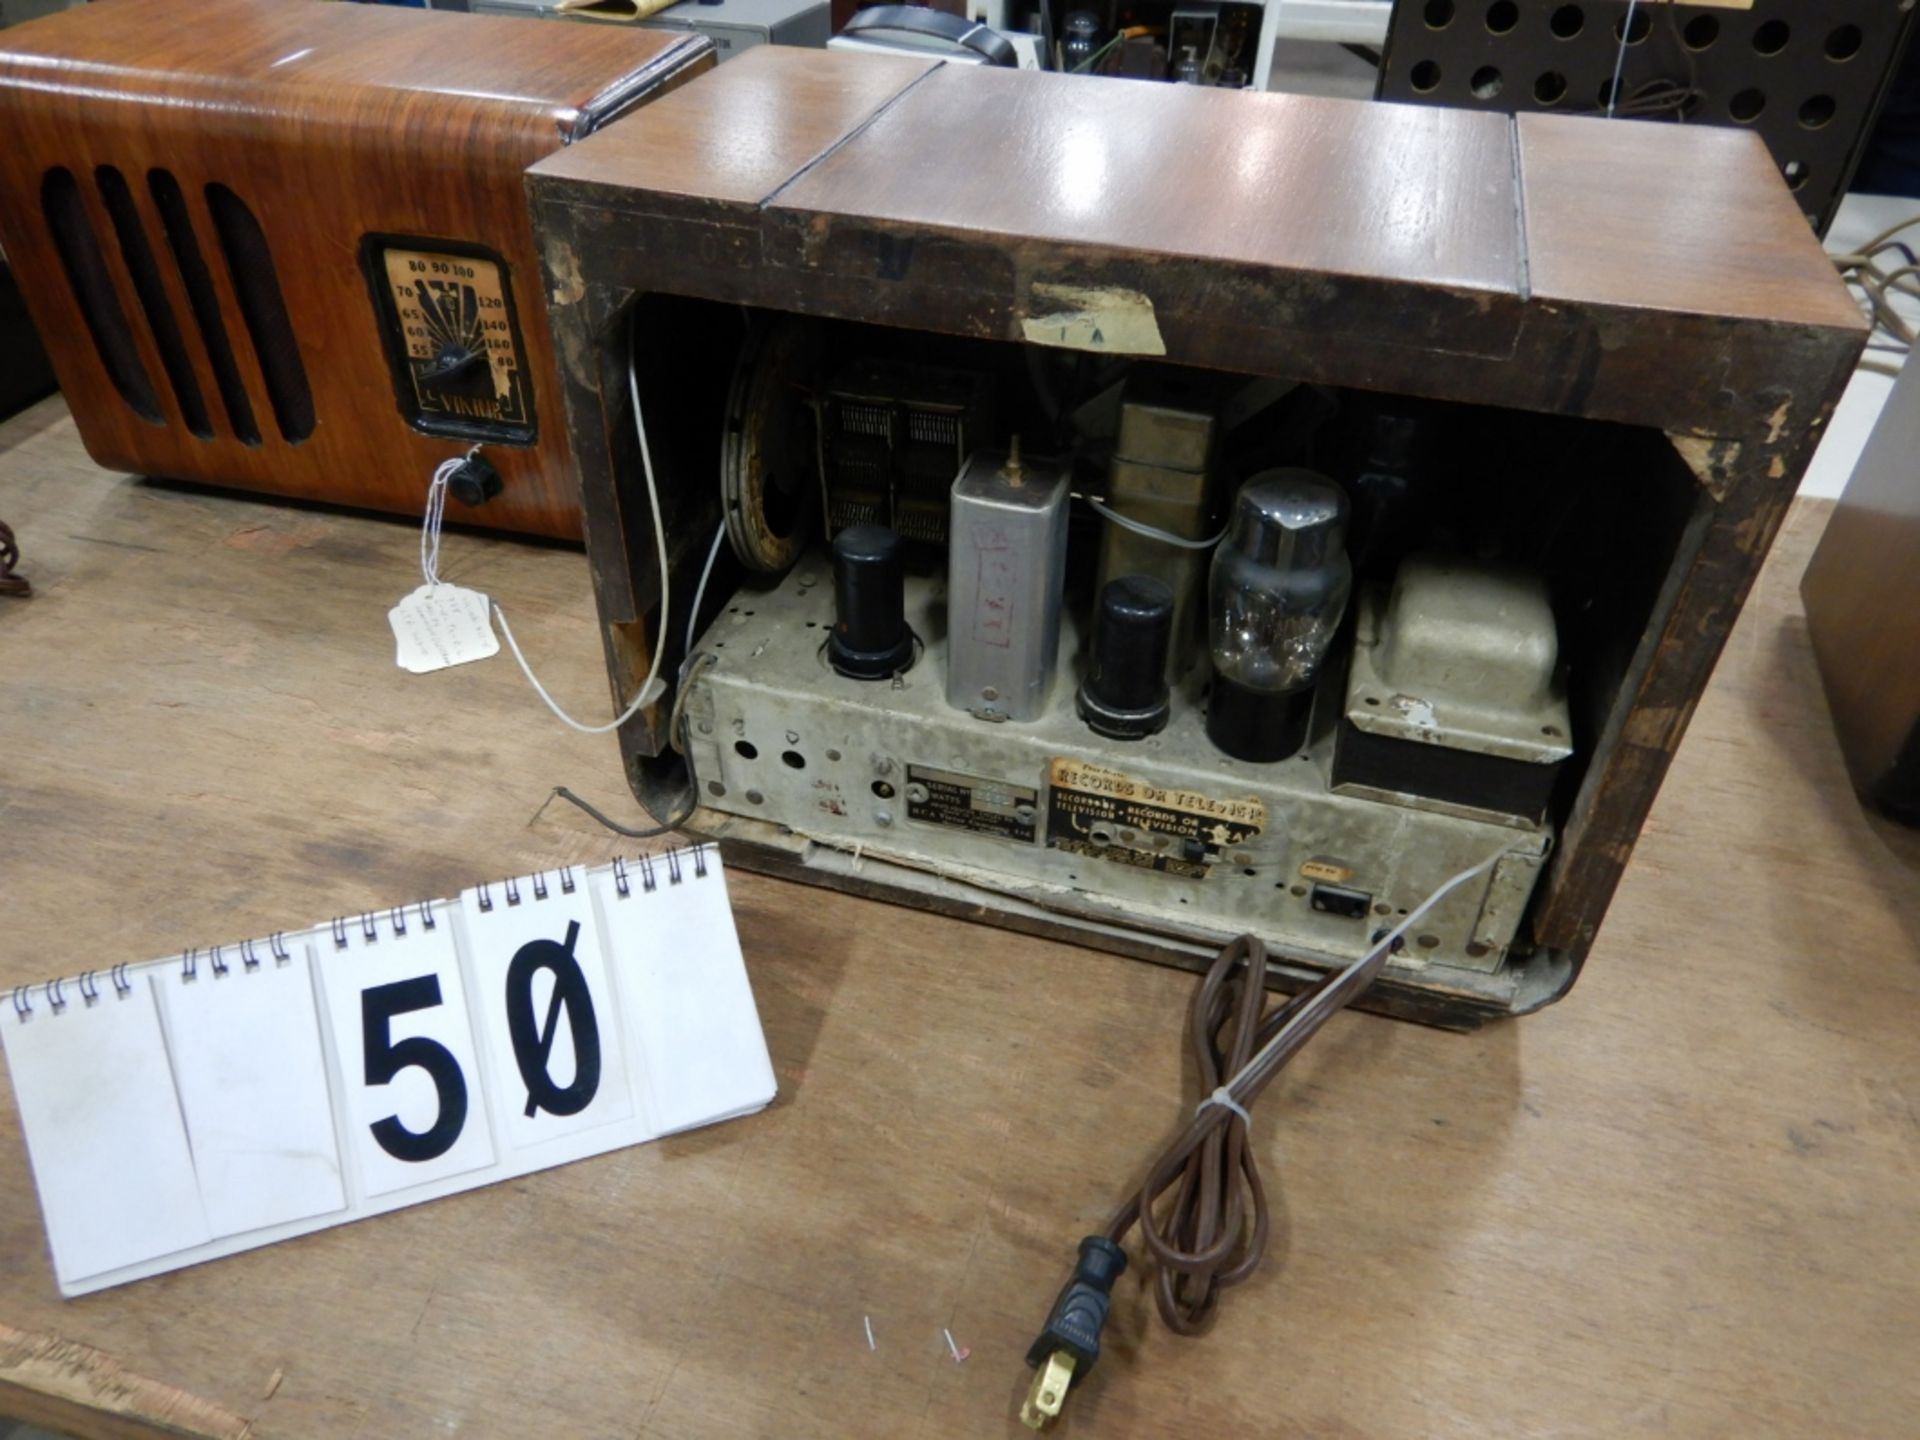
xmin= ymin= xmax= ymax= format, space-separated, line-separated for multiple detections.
xmin=447 ymin=454 xmax=502 ymax=508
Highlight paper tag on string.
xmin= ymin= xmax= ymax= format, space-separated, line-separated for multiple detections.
xmin=389 ymin=583 xmax=500 ymax=674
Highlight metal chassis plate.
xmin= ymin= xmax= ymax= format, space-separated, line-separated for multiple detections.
xmin=682 ymin=554 xmax=1554 ymax=983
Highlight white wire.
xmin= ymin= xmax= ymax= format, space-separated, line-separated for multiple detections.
xmin=1605 ymin=0 xmax=1639 ymax=119
xmin=684 ymin=518 xmax=729 ymax=661
xmin=493 ymin=322 xmax=672 ymax=735
xmin=1217 ymin=847 xmax=1518 ymax=1099
xmin=1079 ymin=494 xmax=1226 ymax=551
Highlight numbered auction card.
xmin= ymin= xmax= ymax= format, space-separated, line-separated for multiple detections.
xmin=317 ymin=904 xmax=499 ymax=1197
xmin=458 ymin=871 xmax=635 ymax=1150
xmin=0 ymin=846 xmax=774 ymax=1296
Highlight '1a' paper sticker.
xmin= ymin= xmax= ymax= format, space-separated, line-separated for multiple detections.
xmin=389 ymin=583 xmax=500 ymax=674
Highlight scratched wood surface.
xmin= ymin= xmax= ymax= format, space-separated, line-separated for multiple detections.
xmin=783 ymin=62 xmax=1525 ymax=293
xmin=1 ymin=395 xmax=1916 ymax=1437
xmin=1514 ymin=112 xmax=1865 ymax=331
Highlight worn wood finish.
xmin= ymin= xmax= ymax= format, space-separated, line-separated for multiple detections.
xmin=1800 ymin=358 xmax=1920 ymax=820
xmin=2 ymin=402 xmax=1917 ymax=1437
xmin=535 ymin=49 xmax=938 ymax=220
xmin=533 ymin=49 xmax=936 ymax=623
xmin=1515 ymin=113 xmax=1865 ymax=332
xmin=775 ymin=68 xmax=1525 ymax=286
xmin=0 ymin=0 xmax=712 ymax=541
xmin=532 ymin=55 xmax=1861 ymax=436
xmin=527 ymin=49 xmax=1865 ymax=1015
xmin=0 ymin=1324 xmax=253 ymax=1440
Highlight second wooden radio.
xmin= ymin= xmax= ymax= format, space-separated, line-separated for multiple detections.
xmin=0 ymin=0 xmax=714 ymax=540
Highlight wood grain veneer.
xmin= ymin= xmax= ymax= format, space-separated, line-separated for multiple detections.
xmin=0 ymin=0 xmax=713 ymax=540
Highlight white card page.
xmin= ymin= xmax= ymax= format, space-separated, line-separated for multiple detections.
xmin=158 ymin=938 xmax=347 ymax=1238
xmin=2 ymin=973 xmax=211 ymax=1285
xmin=459 ymin=868 xmax=635 ymax=1151
xmin=315 ymin=903 xmax=498 ymax=1198
xmin=591 ymin=854 xmax=777 ymax=1135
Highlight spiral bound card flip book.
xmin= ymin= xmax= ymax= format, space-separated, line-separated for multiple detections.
xmin=2 ymin=845 xmax=776 ymax=1296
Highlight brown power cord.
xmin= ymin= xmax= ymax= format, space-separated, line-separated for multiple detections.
xmin=0 ymin=520 xmax=29 ymax=598
xmin=1020 ymin=852 xmax=1514 ymax=1432
xmin=1101 ymin=932 xmax=1396 ymax=1334
xmin=1019 ymin=918 xmax=1433 ymax=1428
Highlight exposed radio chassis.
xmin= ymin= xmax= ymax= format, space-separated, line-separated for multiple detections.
xmin=526 ymin=50 xmax=1863 ymax=1028
xmin=683 ymin=560 xmax=1553 ymax=981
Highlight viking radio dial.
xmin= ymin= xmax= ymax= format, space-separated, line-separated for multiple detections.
xmin=362 ymin=236 xmax=536 ymax=445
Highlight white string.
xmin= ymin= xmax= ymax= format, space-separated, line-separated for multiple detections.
xmin=493 ymin=321 xmax=673 ymax=734
xmin=1214 ymin=848 xmax=1518 ymax=1105
xmin=1196 ymin=1085 xmax=1252 ymax=1128
xmin=419 ymin=450 xmax=474 ymax=588
xmin=1605 ymin=0 xmax=1640 ymax=119
xmin=1079 ymin=494 xmax=1226 ymax=551
xmin=863 ymin=1314 xmax=876 ymax=1351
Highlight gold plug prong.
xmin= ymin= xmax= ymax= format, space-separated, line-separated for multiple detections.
xmin=1020 ymin=1350 xmax=1077 ymax=1430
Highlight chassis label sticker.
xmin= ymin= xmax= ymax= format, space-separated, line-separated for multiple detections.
xmin=1045 ymin=758 xmax=1264 ymax=877
xmin=906 ymin=765 xmax=1039 ymax=843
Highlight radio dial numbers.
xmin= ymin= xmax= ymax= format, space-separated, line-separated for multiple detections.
xmin=366 ymin=240 xmax=534 ymax=444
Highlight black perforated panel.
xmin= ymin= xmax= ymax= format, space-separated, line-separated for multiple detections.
xmin=1378 ymin=1 xmax=1917 ymax=235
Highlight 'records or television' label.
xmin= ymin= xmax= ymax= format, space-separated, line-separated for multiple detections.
xmin=905 ymin=766 xmax=1039 ymax=843
xmin=1045 ymin=758 xmax=1265 ymax=879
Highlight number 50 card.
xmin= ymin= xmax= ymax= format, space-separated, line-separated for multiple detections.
xmin=1 ymin=847 xmax=775 ymax=1296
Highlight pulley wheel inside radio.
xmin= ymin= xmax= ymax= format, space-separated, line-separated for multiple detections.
xmin=721 ymin=316 xmax=820 ymax=574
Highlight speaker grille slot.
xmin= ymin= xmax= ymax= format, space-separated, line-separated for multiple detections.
xmin=206 ymin=184 xmax=313 ymax=445
xmin=147 ymin=169 xmax=260 ymax=447
xmin=93 ymin=166 xmax=212 ymax=439
xmin=40 ymin=166 xmax=163 ymax=425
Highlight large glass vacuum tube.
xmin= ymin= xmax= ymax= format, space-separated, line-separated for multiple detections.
xmin=1206 ymin=469 xmax=1352 ymax=762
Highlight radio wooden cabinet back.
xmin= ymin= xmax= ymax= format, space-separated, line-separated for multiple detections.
xmin=525 ymin=51 xmax=1864 ymax=1026
xmin=0 ymin=0 xmax=713 ymax=540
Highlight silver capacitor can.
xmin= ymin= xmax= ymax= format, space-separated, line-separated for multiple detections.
xmin=946 ymin=448 xmax=1069 ymax=722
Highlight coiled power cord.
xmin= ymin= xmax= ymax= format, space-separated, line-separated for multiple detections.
xmin=1020 ymin=850 xmax=1513 ymax=1427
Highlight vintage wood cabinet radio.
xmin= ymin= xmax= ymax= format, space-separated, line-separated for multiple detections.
xmin=0 ymin=0 xmax=713 ymax=539
xmin=525 ymin=50 xmax=1863 ymax=1027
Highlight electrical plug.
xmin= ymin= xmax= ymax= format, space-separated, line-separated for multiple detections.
xmin=1021 ymin=1235 xmax=1127 ymax=1429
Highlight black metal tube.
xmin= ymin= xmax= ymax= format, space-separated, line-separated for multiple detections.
xmin=1077 ymin=575 xmax=1173 ymax=739
xmin=828 ymin=523 xmax=915 ymax=680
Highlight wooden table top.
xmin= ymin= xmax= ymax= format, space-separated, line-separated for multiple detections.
xmin=1 ymin=395 xmax=1916 ymax=1437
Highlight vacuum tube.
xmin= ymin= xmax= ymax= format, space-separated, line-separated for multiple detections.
xmin=1206 ymin=470 xmax=1351 ymax=762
